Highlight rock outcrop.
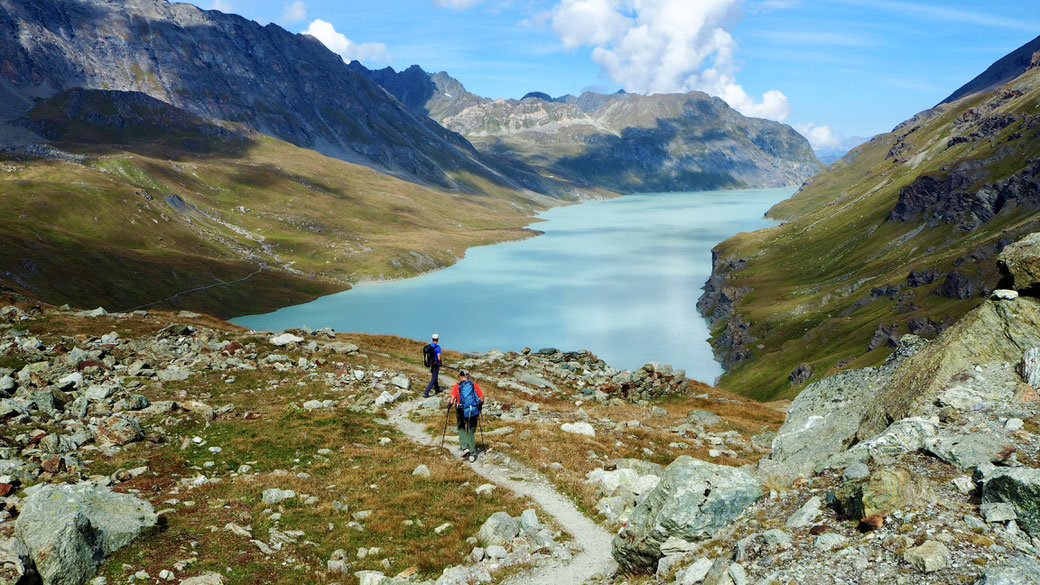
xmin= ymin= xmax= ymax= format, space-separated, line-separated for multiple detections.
xmin=858 ymin=294 xmax=1040 ymax=439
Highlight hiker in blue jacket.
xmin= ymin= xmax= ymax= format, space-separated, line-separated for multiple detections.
xmin=422 ymin=333 xmax=442 ymax=398
xmin=449 ymin=369 xmax=484 ymax=462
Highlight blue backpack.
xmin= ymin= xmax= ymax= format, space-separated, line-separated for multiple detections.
xmin=457 ymin=380 xmax=481 ymax=418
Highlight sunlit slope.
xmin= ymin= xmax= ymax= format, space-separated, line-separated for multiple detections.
xmin=700 ymin=62 xmax=1040 ymax=401
xmin=0 ymin=91 xmax=554 ymax=317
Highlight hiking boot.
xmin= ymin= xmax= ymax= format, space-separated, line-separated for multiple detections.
xmin=422 ymin=392 xmax=429 ymax=398
xmin=468 ymin=454 xmax=477 ymax=463
xmin=460 ymin=449 xmax=471 ymax=459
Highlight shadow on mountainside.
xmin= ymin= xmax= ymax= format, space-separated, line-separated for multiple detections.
xmin=551 ymin=119 xmax=743 ymax=194
xmin=21 ymin=88 xmax=257 ymax=162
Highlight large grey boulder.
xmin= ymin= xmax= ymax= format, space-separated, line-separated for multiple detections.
xmin=973 ymin=556 xmax=1040 ymax=584
xmin=976 ymin=464 xmax=1040 ymax=536
xmin=763 ymin=336 xmax=925 ymax=477
xmin=998 ymin=232 xmax=1040 ymax=293
xmin=15 ymin=482 xmax=157 ymax=585
xmin=612 ymin=456 xmax=762 ymax=573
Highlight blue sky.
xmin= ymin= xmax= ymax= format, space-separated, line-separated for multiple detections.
xmin=193 ymin=0 xmax=1040 ymax=151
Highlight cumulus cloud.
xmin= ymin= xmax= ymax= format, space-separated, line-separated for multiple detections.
xmin=432 ymin=0 xmax=483 ymax=9
xmin=302 ymin=19 xmax=389 ymax=64
xmin=210 ymin=0 xmax=233 ymax=12
xmin=281 ymin=1 xmax=306 ymax=23
xmin=547 ymin=0 xmax=790 ymax=121
xmin=793 ymin=123 xmax=842 ymax=151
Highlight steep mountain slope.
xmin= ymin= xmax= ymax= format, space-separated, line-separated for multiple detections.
xmin=0 ymin=89 xmax=553 ymax=317
xmin=0 ymin=0 xmax=577 ymax=196
xmin=352 ymin=64 xmax=821 ymax=194
xmin=698 ymin=43 xmax=1040 ymax=400
xmin=942 ymin=33 xmax=1040 ymax=104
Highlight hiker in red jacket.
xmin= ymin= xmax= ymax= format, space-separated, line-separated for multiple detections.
xmin=449 ymin=369 xmax=484 ymax=462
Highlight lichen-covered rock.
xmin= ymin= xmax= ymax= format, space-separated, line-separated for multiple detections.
xmin=612 ymin=456 xmax=761 ymax=573
xmin=925 ymin=433 xmax=1014 ymax=470
xmin=904 ymin=540 xmax=950 ymax=572
xmin=15 ymin=482 xmax=157 ymax=585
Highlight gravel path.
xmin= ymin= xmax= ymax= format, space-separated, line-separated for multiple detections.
xmin=386 ymin=400 xmax=618 ymax=585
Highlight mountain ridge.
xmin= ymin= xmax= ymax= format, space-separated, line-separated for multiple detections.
xmin=350 ymin=62 xmax=821 ymax=194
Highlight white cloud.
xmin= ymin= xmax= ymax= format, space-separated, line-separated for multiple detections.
xmin=793 ymin=123 xmax=842 ymax=151
xmin=547 ymin=0 xmax=790 ymax=121
xmin=210 ymin=0 xmax=233 ymax=12
xmin=281 ymin=1 xmax=307 ymax=23
xmin=302 ymin=19 xmax=389 ymax=64
xmin=432 ymin=0 xmax=483 ymax=9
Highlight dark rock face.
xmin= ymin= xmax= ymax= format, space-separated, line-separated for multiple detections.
xmin=0 ymin=0 xmax=547 ymax=193
xmin=907 ymin=269 xmax=940 ymax=287
xmin=788 ymin=363 xmax=812 ymax=385
xmin=934 ymin=270 xmax=987 ymax=300
xmin=868 ymin=323 xmax=901 ymax=351
xmin=698 ymin=252 xmax=756 ymax=369
xmin=887 ymin=160 xmax=1040 ymax=231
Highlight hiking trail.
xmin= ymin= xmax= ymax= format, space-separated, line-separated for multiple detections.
xmin=385 ymin=399 xmax=619 ymax=585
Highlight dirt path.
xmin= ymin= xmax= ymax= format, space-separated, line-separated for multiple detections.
xmin=385 ymin=399 xmax=618 ymax=585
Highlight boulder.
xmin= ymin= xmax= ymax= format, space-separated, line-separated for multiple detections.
xmin=835 ymin=468 xmax=936 ymax=520
xmin=859 ymin=297 xmax=1040 ymax=440
xmin=324 ymin=341 xmax=359 ymax=354
xmin=976 ymin=464 xmax=1040 ymax=536
xmin=561 ymin=422 xmax=595 ymax=437
xmin=903 ymin=540 xmax=950 ymax=573
xmin=390 ymin=375 xmax=409 ymax=390
xmin=94 ymin=415 xmax=144 ymax=446
xmin=477 ymin=512 xmax=520 ymax=547
xmin=686 ymin=410 xmax=722 ymax=427
xmin=998 ymin=232 xmax=1040 ymax=293
xmin=785 ymin=496 xmax=822 ymax=528
xmin=973 ymin=556 xmax=1040 ymax=585
xmin=269 ymin=333 xmax=304 ymax=347
xmin=612 ymin=456 xmax=761 ymax=573
xmin=261 ymin=489 xmax=296 ymax=504
xmin=925 ymin=433 xmax=1014 ymax=470
xmin=15 ymin=482 xmax=157 ymax=585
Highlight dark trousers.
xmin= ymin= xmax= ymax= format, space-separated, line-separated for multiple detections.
xmin=424 ymin=366 xmax=440 ymax=396
xmin=456 ymin=409 xmax=479 ymax=452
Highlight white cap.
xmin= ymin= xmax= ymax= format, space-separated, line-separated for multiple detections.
xmin=432 ymin=333 xmax=439 ymax=340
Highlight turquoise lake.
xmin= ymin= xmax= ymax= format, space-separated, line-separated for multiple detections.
xmin=232 ymin=187 xmax=794 ymax=383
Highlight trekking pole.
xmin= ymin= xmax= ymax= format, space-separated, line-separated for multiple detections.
xmin=478 ymin=411 xmax=487 ymax=453
xmin=440 ymin=404 xmax=451 ymax=449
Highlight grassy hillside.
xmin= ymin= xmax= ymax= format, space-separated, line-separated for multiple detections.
xmin=700 ymin=63 xmax=1040 ymax=401
xmin=0 ymin=90 xmax=594 ymax=318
